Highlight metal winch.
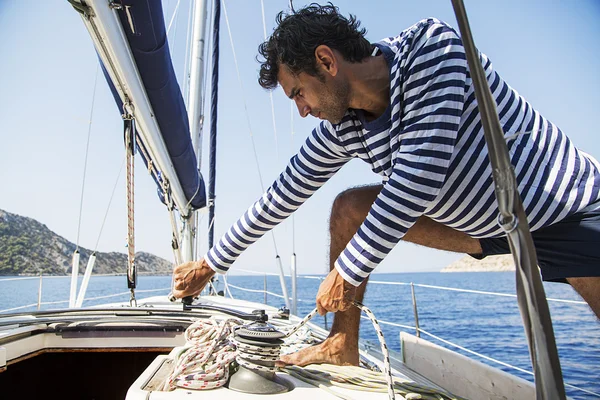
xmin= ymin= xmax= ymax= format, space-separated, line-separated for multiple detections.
xmin=228 ymin=310 xmax=293 ymax=394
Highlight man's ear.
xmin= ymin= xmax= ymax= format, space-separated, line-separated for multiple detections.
xmin=315 ymin=45 xmax=338 ymax=77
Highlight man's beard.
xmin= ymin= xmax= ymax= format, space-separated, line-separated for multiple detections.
xmin=316 ymin=75 xmax=350 ymax=124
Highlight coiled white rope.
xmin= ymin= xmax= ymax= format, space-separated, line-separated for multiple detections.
xmin=163 ymin=318 xmax=240 ymax=390
xmin=232 ymin=337 xmax=281 ymax=373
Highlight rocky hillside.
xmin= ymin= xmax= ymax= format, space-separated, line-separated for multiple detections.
xmin=0 ymin=209 xmax=173 ymax=276
xmin=441 ymin=254 xmax=516 ymax=272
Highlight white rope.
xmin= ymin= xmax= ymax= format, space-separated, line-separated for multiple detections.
xmin=233 ymin=337 xmax=281 ymax=373
xmin=352 ymin=302 xmax=394 ymax=400
xmin=164 ymin=318 xmax=240 ymax=390
xmin=156 ymin=307 xmax=459 ymax=399
xmin=285 ymin=364 xmax=455 ymax=400
xmin=278 ymin=304 xmax=396 ymax=400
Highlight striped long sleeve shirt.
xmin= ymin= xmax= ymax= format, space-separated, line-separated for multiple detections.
xmin=205 ymin=18 xmax=600 ymax=286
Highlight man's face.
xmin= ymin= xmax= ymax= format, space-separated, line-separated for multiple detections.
xmin=277 ymin=65 xmax=350 ymax=124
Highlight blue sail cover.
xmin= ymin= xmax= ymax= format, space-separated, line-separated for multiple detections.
xmin=101 ymin=0 xmax=206 ymax=210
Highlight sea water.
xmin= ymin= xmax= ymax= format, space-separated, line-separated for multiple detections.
xmin=0 ymin=271 xmax=598 ymax=399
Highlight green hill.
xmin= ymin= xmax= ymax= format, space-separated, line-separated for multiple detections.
xmin=0 ymin=209 xmax=173 ymax=276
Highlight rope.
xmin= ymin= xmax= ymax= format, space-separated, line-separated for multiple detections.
xmin=164 ymin=318 xmax=240 ymax=390
xmin=353 ymin=301 xmax=395 ymax=400
xmin=277 ymin=304 xmax=397 ymax=399
xmin=285 ymin=365 xmax=458 ymax=400
xmin=160 ymin=306 xmax=456 ymax=399
xmin=232 ymin=337 xmax=281 ymax=373
xmin=125 ymin=118 xmax=136 ymax=296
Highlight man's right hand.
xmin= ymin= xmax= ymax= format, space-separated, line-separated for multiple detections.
xmin=172 ymin=259 xmax=216 ymax=299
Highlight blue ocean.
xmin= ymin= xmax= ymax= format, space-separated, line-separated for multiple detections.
xmin=0 ymin=271 xmax=598 ymax=399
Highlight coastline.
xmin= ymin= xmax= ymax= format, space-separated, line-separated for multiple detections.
xmin=441 ymin=254 xmax=515 ymax=273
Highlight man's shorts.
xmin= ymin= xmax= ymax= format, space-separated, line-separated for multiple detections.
xmin=472 ymin=208 xmax=600 ymax=283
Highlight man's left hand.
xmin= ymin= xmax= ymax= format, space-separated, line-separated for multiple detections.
xmin=172 ymin=259 xmax=215 ymax=298
xmin=316 ymin=268 xmax=356 ymax=315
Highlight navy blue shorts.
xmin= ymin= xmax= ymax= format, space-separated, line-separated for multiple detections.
xmin=473 ymin=208 xmax=600 ymax=283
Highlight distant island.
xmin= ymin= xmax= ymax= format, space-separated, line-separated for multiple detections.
xmin=0 ymin=208 xmax=173 ymax=276
xmin=441 ymin=254 xmax=515 ymax=273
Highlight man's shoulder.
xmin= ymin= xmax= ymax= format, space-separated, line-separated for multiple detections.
xmin=377 ymin=18 xmax=457 ymax=53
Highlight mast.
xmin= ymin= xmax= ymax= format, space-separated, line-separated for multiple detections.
xmin=182 ymin=0 xmax=210 ymax=262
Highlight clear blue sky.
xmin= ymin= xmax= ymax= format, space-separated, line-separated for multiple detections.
xmin=1 ymin=0 xmax=599 ymax=276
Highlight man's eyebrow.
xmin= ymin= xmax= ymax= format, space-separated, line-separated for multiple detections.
xmin=288 ymin=87 xmax=298 ymax=100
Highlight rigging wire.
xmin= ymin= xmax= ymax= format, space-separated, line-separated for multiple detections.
xmin=291 ymin=101 xmax=296 ymax=254
xmin=260 ymin=0 xmax=280 ymax=162
xmin=75 ymin=64 xmax=100 ymax=249
xmin=221 ymin=0 xmax=290 ymax=308
xmin=169 ymin=0 xmax=181 ymax=70
xmin=181 ymin=0 xmax=195 ymax=107
xmin=166 ymin=0 xmax=181 ymax=35
xmin=221 ymin=0 xmax=281 ymax=256
xmin=93 ymin=156 xmax=126 ymax=252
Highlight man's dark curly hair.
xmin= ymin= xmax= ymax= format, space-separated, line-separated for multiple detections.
xmin=258 ymin=3 xmax=372 ymax=90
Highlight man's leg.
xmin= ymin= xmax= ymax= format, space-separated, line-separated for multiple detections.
xmin=279 ymin=184 xmax=482 ymax=366
xmin=567 ymin=277 xmax=600 ymax=319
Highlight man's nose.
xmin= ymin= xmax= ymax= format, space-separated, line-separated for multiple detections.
xmin=295 ymin=100 xmax=311 ymax=118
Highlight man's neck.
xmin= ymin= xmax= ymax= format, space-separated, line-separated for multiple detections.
xmin=346 ymin=54 xmax=390 ymax=120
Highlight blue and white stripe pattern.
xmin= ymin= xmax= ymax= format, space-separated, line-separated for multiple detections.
xmin=205 ymin=19 xmax=600 ymax=286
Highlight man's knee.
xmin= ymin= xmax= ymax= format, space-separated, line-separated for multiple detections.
xmin=567 ymin=277 xmax=600 ymax=318
xmin=331 ymin=185 xmax=382 ymax=221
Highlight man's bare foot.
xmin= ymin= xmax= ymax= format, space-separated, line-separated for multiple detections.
xmin=276 ymin=333 xmax=359 ymax=367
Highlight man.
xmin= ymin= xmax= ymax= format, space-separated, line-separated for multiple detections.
xmin=173 ymin=4 xmax=600 ymax=367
